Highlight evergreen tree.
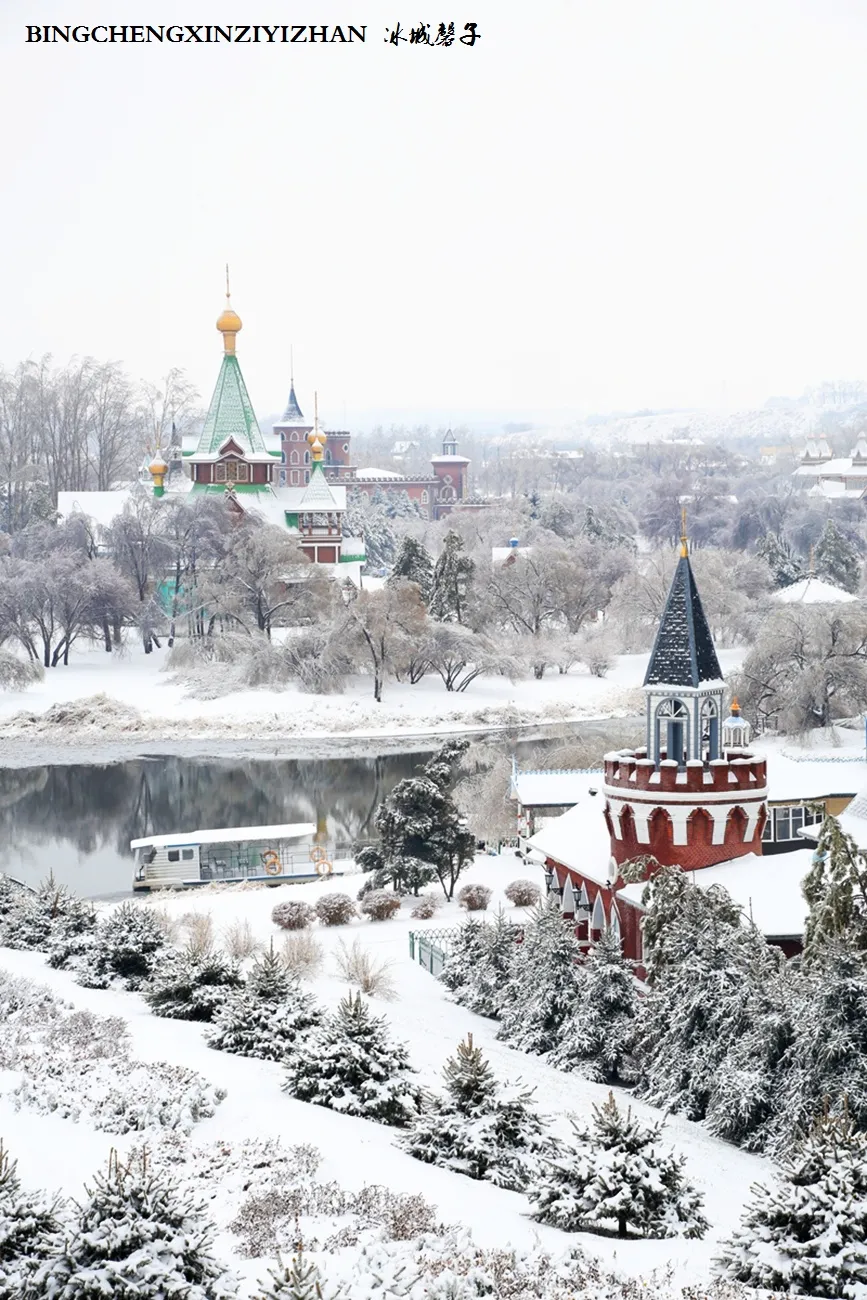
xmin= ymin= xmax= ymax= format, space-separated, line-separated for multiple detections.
xmin=76 ymin=901 xmax=168 ymax=989
xmin=0 ymin=1140 xmax=64 ymax=1300
xmin=803 ymin=814 xmax=867 ymax=957
xmin=496 ymin=900 xmax=584 ymax=1055
xmin=0 ymin=873 xmax=95 ymax=952
xmin=815 ymin=519 xmax=862 ymax=593
xmin=283 ymin=993 xmax=420 ymax=1126
xmin=549 ymin=927 xmax=639 ymax=1083
xmin=252 ymin=1242 xmax=332 ymax=1299
xmin=429 ymin=530 xmax=474 ymax=624
xmin=717 ymin=1108 xmax=867 ymax=1297
xmin=402 ymin=1034 xmax=552 ymax=1191
xmin=530 ymin=1093 xmax=708 ymax=1240
xmin=458 ymin=908 xmax=520 ymax=1019
xmin=756 ymin=530 xmax=804 ymax=589
xmin=145 ymin=945 xmax=243 ymax=1022
xmin=440 ymin=918 xmax=490 ymax=1002
xmin=388 ymin=536 xmax=434 ymax=604
xmin=206 ymin=944 xmax=324 ymax=1061
xmin=765 ymin=942 xmax=867 ymax=1152
xmin=37 ymin=1148 xmax=234 ymax=1299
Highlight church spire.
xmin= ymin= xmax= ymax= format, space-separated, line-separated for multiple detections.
xmin=644 ymin=545 xmax=723 ymax=689
xmin=215 ymin=264 xmax=242 ymax=355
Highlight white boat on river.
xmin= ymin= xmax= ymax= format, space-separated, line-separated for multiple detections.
xmin=131 ymin=822 xmax=327 ymax=890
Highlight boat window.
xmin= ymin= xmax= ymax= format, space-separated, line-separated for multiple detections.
xmin=181 ymin=849 xmax=195 ymax=861
xmin=167 ymin=850 xmax=180 ymax=863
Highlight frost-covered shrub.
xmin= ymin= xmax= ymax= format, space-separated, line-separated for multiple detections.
xmin=458 ymin=883 xmax=493 ymax=912
xmin=279 ymin=931 xmax=324 ymax=978
xmin=0 ymin=973 xmax=69 ymax=1068
xmin=180 ymin=909 xmax=216 ymax=956
xmin=333 ymin=937 xmax=396 ymax=999
xmin=0 ymin=874 xmax=95 ymax=952
xmin=282 ymin=629 xmax=349 ymax=695
xmin=410 ymin=893 xmax=441 ymax=920
xmin=504 ymin=879 xmax=540 ymax=907
xmin=314 ymin=893 xmax=356 ymax=926
xmin=42 ymin=1009 xmax=131 ymax=1063
xmin=0 ymin=647 xmax=44 ymax=691
xmin=13 ymin=1059 xmax=226 ymax=1134
xmin=145 ymin=945 xmax=243 ymax=1021
xmin=360 ymin=891 xmax=402 ymax=922
xmin=222 ymin=918 xmax=263 ymax=959
xmin=206 ymin=946 xmax=323 ymax=1062
xmin=271 ymin=900 xmax=315 ymax=931
xmin=76 ymin=900 xmax=168 ymax=990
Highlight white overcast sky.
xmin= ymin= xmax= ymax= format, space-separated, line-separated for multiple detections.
xmin=2 ymin=0 xmax=867 ymax=426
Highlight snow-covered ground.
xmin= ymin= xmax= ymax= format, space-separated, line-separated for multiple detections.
xmin=0 ymin=643 xmax=748 ymax=746
xmin=0 ymin=853 xmax=769 ymax=1296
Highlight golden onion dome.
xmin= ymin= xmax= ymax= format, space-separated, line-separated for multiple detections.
xmin=216 ymin=306 xmax=242 ymax=335
xmin=149 ymin=454 xmax=168 ymax=475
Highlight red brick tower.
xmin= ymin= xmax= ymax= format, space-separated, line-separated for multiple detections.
xmin=603 ymin=520 xmax=767 ymax=871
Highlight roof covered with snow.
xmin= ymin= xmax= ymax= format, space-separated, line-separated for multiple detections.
xmin=763 ymin=738 xmax=865 ymax=803
xmin=526 ymin=790 xmax=613 ymax=887
xmin=617 ymin=849 xmax=814 ymax=939
xmin=511 ymin=768 xmax=601 ymax=808
xmin=644 ymin=553 xmax=723 ymax=688
xmin=131 ymin=822 xmax=316 ymax=850
xmin=796 ymin=457 xmax=867 ymax=478
xmin=356 ymin=467 xmax=406 ymax=481
xmin=773 ymin=576 xmax=857 ymax=604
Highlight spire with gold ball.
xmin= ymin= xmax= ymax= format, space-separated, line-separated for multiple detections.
xmin=216 ymin=264 xmax=242 ymax=355
xmin=307 ymin=392 xmax=325 ymax=465
xmin=149 ymin=449 xmax=168 ymax=498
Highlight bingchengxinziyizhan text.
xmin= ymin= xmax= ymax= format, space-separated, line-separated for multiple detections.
xmin=24 ymin=23 xmax=481 ymax=45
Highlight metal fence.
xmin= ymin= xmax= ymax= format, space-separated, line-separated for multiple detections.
xmin=408 ymin=922 xmax=524 ymax=979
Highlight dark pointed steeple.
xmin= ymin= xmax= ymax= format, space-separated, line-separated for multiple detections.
xmin=280 ymin=347 xmax=306 ymax=423
xmin=643 ymin=515 xmax=722 ymax=688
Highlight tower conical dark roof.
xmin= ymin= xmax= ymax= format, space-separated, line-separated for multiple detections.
xmin=280 ymin=383 xmax=305 ymax=423
xmin=643 ymin=554 xmax=722 ymax=687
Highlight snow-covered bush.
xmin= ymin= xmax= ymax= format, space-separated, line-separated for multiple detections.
xmin=0 ymin=874 xmax=95 ymax=953
xmin=221 ymin=917 xmax=263 ymax=960
xmin=504 ymin=879 xmax=540 ymax=907
xmin=271 ymin=900 xmax=315 ymax=930
xmin=402 ymin=1034 xmax=552 ymax=1191
xmin=41 ymin=1008 xmax=131 ymax=1064
xmin=75 ymin=900 xmax=168 ymax=990
xmin=360 ymin=891 xmax=402 ymax=922
xmin=314 ymin=893 xmax=356 ymax=926
xmin=0 ymin=647 xmax=44 ymax=691
xmin=144 ymin=945 xmax=243 ymax=1021
xmin=458 ymin=883 xmax=493 ymax=912
xmin=283 ymin=991 xmax=420 ymax=1126
xmin=530 ymin=1093 xmax=708 ymax=1239
xmin=717 ymin=1108 xmax=867 ymax=1297
xmin=0 ymin=974 xmax=70 ymax=1068
xmin=251 ymin=1246 xmax=324 ymax=1300
xmin=0 ymin=1139 xmax=64 ymax=1300
xmin=206 ymin=946 xmax=323 ymax=1062
xmin=36 ymin=1148 xmax=236 ymax=1298
xmin=278 ymin=931 xmax=324 ymax=978
xmin=549 ymin=927 xmax=639 ymax=1084
xmin=410 ymin=893 xmax=441 ymax=920
xmin=333 ymin=937 xmax=396 ymax=999
xmin=13 ymin=1058 xmax=226 ymax=1134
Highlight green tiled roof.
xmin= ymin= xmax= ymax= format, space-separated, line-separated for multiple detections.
xmin=190 ymin=482 xmax=271 ymax=495
xmin=193 ymin=354 xmax=268 ymax=456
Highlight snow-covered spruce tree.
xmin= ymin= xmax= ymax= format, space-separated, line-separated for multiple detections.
xmin=283 ymin=992 xmax=420 ymax=1126
xmin=0 ymin=1140 xmax=64 ymax=1300
xmin=74 ymin=901 xmax=168 ymax=989
xmin=815 ymin=518 xmax=862 ymax=594
xmin=458 ymin=907 xmax=520 ymax=1019
xmin=0 ymin=873 xmax=95 ymax=953
xmin=530 ymin=1092 xmax=708 ymax=1240
xmin=497 ymin=899 xmax=584 ymax=1056
xmin=636 ymin=864 xmax=793 ymax=1149
xmin=765 ymin=941 xmax=867 ymax=1152
xmin=144 ymin=944 xmax=243 ymax=1022
xmin=252 ymin=1241 xmax=334 ymax=1300
xmin=717 ymin=1107 xmax=867 ymax=1297
xmin=549 ymin=926 xmax=639 ymax=1084
xmin=387 ymin=536 xmax=434 ymax=606
xmin=402 ymin=1033 xmax=551 ymax=1191
xmin=440 ymin=917 xmax=490 ymax=1003
xmin=37 ymin=1147 xmax=235 ymax=1300
xmin=756 ymin=530 xmax=804 ymax=589
xmin=206 ymin=944 xmax=324 ymax=1062
xmin=802 ymin=814 xmax=867 ymax=957
xmin=429 ymin=530 xmax=475 ymax=625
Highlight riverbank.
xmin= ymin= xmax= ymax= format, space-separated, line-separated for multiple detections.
xmin=0 ymin=643 xmax=746 ymax=749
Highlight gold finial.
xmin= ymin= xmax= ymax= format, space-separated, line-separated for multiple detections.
xmin=216 ymin=265 xmax=242 ymax=354
xmin=307 ymin=391 xmax=325 ymax=462
xmin=730 ymin=696 xmax=740 ymax=714
xmin=680 ymin=506 xmax=688 ymax=558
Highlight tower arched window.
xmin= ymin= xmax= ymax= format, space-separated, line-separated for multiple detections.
xmin=290 ymin=450 xmax=299 ymax=465
xmin=701 ymin=698 xmax=720 ymax=761
xmin=609 ymin=905 xmax=621 ymax=944
xmin=304 ymin=450 xmax=310 ymax=464
xmin=654 ymin=697 xmax=689 ymax=767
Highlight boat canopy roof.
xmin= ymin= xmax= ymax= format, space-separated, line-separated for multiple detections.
xmin=130 ymin=822 xmax=317 ymax=851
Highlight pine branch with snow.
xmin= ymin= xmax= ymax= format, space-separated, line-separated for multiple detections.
xmin=549 ymin=927 xmax=639 ymax=1084
xmin=206 ymin=945 xmax=324 ymax=1062
xmin=496 ymin=900 xmax=584 ymax=1055
xmin=0 ymin=1139 xmax=65 ymax=1300
xmin=145 ymin=944 xmax=243 ymax=1021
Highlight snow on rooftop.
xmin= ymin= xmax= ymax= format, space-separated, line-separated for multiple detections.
xmin=773 ymin=576 xmax=857 ymax=604
xmin=618 ymin=849 xmax=814 ymax=939
xmin=511 ymin=768 xmax=601 ymax=807
xmin=130 ymin=822 xmax=316 ymax=850
xmin=526 ymin=792 xmax=613 ymax=887
xmin=355 ymin=467 xmax=405 ymax=481
xmin=762 ymin=735 xmax=866 ymax=803
xmin=795 ymin=457 xmax=867 ymax=477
